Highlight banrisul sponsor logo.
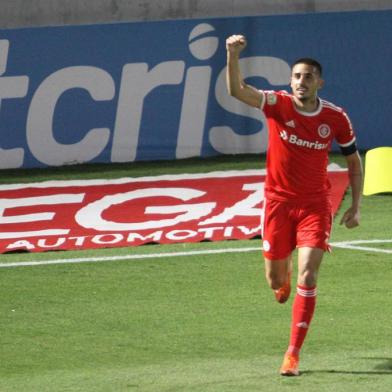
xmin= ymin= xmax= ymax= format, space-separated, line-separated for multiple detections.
xmin=280 ymin=130 xmax=328 ymax=150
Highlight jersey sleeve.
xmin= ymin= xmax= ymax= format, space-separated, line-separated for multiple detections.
xmin=260 ymin=90 xmax=288 ymax=118
xmin=335 ymin=111 xmax=356 ymax=147
xmin=334 ymin=110 xmax=358 ymax=155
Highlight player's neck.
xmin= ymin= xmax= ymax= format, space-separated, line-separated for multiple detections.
xmin=293 ymin=96 xmax=320 ymax=113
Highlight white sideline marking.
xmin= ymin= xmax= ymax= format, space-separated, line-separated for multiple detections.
xmin=331 ymin=240 xmax=392 ymax=254
xmin=0 ymin=247 xmax=261 ymax=269
xmin=0 ymin=239 xmax=390 ymax=269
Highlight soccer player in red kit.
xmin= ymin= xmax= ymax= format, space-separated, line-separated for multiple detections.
xmin=226 ymin=35 xmax=363 ymax=376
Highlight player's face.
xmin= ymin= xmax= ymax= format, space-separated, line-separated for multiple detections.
xmin=290 ymin=64 xmax=324 ymax=102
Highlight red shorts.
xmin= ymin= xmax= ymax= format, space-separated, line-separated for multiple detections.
xmin=261 ymin=198 xmax=332 ymax=260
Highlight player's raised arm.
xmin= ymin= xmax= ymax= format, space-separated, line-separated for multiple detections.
xmin=226 ymin=35 xmax=263 ymax=109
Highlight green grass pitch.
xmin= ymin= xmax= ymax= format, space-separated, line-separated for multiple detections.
xmin=0 ymin=154 xmax=391 ymax=391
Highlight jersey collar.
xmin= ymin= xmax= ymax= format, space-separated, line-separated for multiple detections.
xmin=292 ymin=97 xmax=323 ymax=117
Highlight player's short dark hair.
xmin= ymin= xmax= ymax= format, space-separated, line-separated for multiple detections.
xmin=291 ymin=58 xmax=323 ymax=76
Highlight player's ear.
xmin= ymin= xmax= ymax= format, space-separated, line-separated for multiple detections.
xmin=318 ymin=78 xmax=324 ymax=89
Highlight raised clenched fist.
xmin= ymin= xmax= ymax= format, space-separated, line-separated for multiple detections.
xmin=226 ymin=35 xmax=247 ymax=54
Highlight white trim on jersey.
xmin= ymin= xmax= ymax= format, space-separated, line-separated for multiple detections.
xmin=292 ymin=97 xmax=323 ymax=117
xmin=321 ymin=99 xmax=343 ymax=112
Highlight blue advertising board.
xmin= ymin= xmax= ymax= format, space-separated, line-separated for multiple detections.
xmin=0 ymin=10 xmax=391 ymax=168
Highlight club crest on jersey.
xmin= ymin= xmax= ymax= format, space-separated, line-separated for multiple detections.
xmin=318 ymin=124 xmax=331 ymax=138
xmin=266 ymin=92 xmax=277 ymax=105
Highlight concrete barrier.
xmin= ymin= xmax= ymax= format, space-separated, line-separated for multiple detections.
xmin=1 ymin=0 xmax=391 ymax=28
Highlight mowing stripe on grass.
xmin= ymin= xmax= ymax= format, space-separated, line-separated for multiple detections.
xmin=0 ymin=239 xmax=390 ymax=269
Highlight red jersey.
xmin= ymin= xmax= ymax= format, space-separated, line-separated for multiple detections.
xmin=261 ymin=90 xmax=356 ymax=201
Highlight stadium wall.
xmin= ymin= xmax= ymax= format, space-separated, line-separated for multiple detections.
xmin=0 ymin=10 xmax=391 ymax=169
xmin=0 ymin=0 xmax=391 ymax=27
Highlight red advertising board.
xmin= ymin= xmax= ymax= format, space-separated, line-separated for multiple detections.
xmin=0 ymin=169 xmax=349 ymax=253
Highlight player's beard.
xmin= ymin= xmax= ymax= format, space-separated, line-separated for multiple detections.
xmin=292 ymin=91 xmax=320 ymax=112
xmin=296 ymin=93 xmax=318 ymax=106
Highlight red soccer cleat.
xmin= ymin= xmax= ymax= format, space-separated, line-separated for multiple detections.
xmin=280 ymin=353 xmax=300 ymax=376
xmin=274 ymin=271 xmax=291 ymax=304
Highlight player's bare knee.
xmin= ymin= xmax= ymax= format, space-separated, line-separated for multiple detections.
xmin=298 ymin=270 xmax=318 ymax=287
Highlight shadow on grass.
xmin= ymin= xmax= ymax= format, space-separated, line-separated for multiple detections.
xmin=303 ymin=370 xmax=392 ymax=376
xmin=302 ymin=358 xmax=392 ymax=376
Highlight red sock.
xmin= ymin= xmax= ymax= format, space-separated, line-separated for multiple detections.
xmin=287 ymin=285 xmax=317 ymax=357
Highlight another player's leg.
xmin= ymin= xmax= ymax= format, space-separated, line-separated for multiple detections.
xmin=280 ymin=247 xmax=323 ymax=376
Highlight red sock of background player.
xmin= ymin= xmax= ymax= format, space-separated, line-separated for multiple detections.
xmin=286 ymin=285 xmax=317 ymax=357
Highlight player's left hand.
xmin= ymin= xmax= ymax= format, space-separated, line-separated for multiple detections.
xmin=339 ymin=207 xmax=360 ymax=229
